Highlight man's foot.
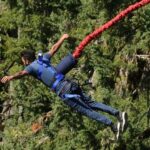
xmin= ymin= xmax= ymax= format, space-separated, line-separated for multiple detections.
xmin=117 ymin=112 xmax=128 ymax=132
xmin=111 ymin=122 xmax=121 ymax=140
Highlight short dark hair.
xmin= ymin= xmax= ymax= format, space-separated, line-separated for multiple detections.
xmin=20 ymin=50 xmax=36 ymax=62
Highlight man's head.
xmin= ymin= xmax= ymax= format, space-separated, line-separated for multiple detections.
xmin=20 ymin=50 xmax=36 ymax=66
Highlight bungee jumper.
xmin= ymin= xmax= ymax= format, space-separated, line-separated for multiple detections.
xmin=0 ymin=34 xmax=127 ymax=140
xmin=1 ymin=0 xmax=150 ymax=140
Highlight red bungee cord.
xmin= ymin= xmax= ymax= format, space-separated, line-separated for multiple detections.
xmin=72 ymin=0 xmax=150 ymax=59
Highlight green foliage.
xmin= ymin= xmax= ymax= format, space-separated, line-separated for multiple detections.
xmin=0 ymin=0 xmax=150 ymax=149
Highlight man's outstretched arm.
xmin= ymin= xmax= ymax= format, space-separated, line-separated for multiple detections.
xmin=48 ymin=34 xmax=69 ymax=57
xmin=0 ymin=70 xmax=29 ymax=84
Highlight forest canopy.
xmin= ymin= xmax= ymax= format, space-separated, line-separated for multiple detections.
xmin=0 ymin=0 xmax=150 ymax=149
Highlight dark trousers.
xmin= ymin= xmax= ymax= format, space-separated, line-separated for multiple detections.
xmin=58 ymin=80 xmax=119 ymax=126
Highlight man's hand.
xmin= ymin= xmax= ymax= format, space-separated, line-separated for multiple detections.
xmin=62 ymin=34 xmax=69 ymax=40
xmin=1 ymin=75 xmax=13 ymax=84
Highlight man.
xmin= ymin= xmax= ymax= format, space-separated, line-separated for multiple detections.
xmin=1 ymin=34 xmax=127 ymax=140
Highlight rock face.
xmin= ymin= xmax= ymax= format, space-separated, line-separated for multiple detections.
xmin=115 ymin=54 xmax=150 ymax=97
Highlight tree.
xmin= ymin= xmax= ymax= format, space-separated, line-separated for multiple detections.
xmin=0 ymin=0 xmax=150 ymax=149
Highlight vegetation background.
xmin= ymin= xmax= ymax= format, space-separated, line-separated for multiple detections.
xmin=0 ymin=0 xmax=150 ymax=149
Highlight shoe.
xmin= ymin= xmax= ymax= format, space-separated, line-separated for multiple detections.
xmin=111 ymin=122 xmax=121 ymax=140
xmin=118 ymin=112 xmax=128 ymax=132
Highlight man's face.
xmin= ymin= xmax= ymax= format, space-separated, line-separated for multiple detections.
xmin=21 ymin=57 xmax=29 ymax=66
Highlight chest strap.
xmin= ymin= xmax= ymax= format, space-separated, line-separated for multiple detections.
xmin=37 ymin=60 xmax=43 ymax=79
xmin=51 ymin=74 xmax=64 ymax=91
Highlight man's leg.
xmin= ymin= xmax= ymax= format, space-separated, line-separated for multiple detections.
xmin=62 ymin=97 xmax=121 ymax=140
xmin=81 ymin=93 xmax=119 ymax=116
xmin=81 ymin=93 xmax=128 ymax=132
xmin=63 ymin=97 xmax=113 ymax=126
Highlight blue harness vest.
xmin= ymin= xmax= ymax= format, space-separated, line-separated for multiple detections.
xmin=37 ymin=52 xmax=64 ymax=91
xmin=37 ymin=52 xmax=90 ymax=107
